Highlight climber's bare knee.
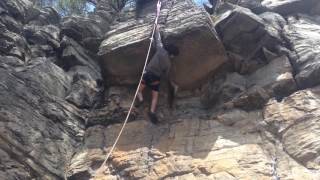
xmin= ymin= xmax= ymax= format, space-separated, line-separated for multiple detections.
xmin=151 ymin=90 xmax=159 ymax=113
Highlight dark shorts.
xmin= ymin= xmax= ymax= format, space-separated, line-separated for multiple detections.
xmin=142 ymin=71 xmax=160 ymax=92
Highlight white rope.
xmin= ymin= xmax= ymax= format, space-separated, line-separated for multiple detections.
xmin=94 ymin=1 xmax=161 ymax=175
xmin=271 ymin=156 xmax=279 ymax=180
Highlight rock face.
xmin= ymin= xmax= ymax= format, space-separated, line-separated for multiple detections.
xmin=0 ymin=0 xmax=110 ymax=179
xmin=264 ymin=86 xmax=320 ymax=170
xmin=284 ymin=15 xmax=320 ymax=89
xmin=2 ymin=0 xmax=320 ymax=179
xmin=261 ymin=0 xmax=316 ymax=16
xmin=225 ymin=0 xmax=317 ymax=15
xmin=215 ymin=4 xmax=284 ymax=74
xmin=0 ymin=56 xmax=84 ymax=179
xmin=70 ymin=105 xmax=271 ymax=180
xmin=99 ymin=0 xmax=227 ymax=89
xmin=201 ymin=55 xmax=297 ymax=109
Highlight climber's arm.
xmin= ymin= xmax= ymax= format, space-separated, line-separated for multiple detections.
xmin=154 ymin=25 xmax=164 ymax=49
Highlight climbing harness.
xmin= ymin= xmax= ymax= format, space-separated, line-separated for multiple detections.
xmin=94 ymin=0 xmax=162 ymax=176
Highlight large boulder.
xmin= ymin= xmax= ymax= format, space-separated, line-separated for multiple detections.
xmin=247 ymin=55 xmax=297 ymax=98
xmin=59 ymin=36 xmax=103 ymax=108
xmin=66 ymin=66 xmax=103 ymax=108
xmin=59 ymin=36 xmax=100 ymax=72
xmin=0 ymin=28 xmax=29 ymax=60
xmin=201 ymin=55 xmax=297 ymax=110
xmin=27 ymin=7 xmax=60 ymax=26
xmin=215 ymin=4 xmax=284 ymax=74
xmin=232 ymin=55 xmax=296 ymax=110
xmin=99 ymin=0 xmax=227 ymax=89
xmin=23 ymin=24 xmax=61 ymax=50
xmin=61 ymin=15 xmax=109 ymax=41
xmin=0 ymin=13 xmax=23 ymax=33
xmin=284 ymin=15 xmax=320 ymax=89
xmin=201 ymin=72 xmax=247 ymax=108
xmin=0 ymin=0 xmax=39 ymax=23
xmin=16 ymin=57 xmax=72 ymax=98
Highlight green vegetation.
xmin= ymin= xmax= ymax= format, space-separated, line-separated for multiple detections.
xmin=31 ymin=0 xmax=150 ymax=16
xmin=32 ymin=0 xmax=96 ymax=16
xmin=57 ymin=0 xmax=93 ymax=16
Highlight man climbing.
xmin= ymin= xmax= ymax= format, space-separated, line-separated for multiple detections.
xmin=135 ymin=1 xmax=179 ymax=124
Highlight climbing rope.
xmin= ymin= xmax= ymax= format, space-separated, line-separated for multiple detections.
xmin=271 ymin=156 xmax=280 ymax=180
xmin=94 ymin=0 xmax=162 ymax=176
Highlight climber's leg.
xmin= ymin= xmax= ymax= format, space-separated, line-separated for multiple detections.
xmin=148 ymin=89 xmax=159 ymax=124
xmin=138 ymin=83 xmax=145 ymax=102
xmin=135 ymin=79 xmax=146 ymax=107
xmin=148 ymin=80 xmax=160 ymax=124
xmin=168 ymin=81 xmax=179 ymax=108
xmin=150 ymin=90 xmax=159 ymax=113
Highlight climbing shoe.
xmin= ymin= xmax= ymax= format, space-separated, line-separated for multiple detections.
xmin=148 ymin=112 xmax=159 ymax=124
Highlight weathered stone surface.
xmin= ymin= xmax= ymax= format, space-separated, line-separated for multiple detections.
xmin=201 ymin=72 xmax=247 ymax=108
xmin=0 ymin=13 xmax=23 ymax=33
xmin=260 ymin=134 xmax=320 ymax=180
xmin=0 ymin=56 xmax=85 ymax=179
xmin=164 ymin=0 xmax=227 ymax=89
xmin=24 ymin=24 xmax=61 ymax=49
xmin=2 ymin=0 xmax=320 ymax=179
xmin=19 ymin=57 xmax=72 ymax=98
xmin=264 ymin=86 xmax=320 ymax=169
xmin=261 ymin=0 xmax=316 ymax=16
xmin=0 ymin=148 xmax=34 ymax=179
xmin=60 ymin=36 xmax=100 ymax=72
xmin=284 ymin=15 xmax=320 ymax=89
xmin=0 ymin=0 xmax=105 ymax=179
xmin=311 ymin=1 xmax=320 ymax=15
xmin=216 ymin=109 xmax=260 ymax=127
xmin=225 ymin=0 xmax=269 ymax=14
xmin=233 ymin=55 xmax=295 ymax=110
xmin=201 ymin=55 xmax=296 ymax=109
xmin=225 ymin=0 xmax=317 ymax=15
xmin=66 ymin=65 xmax=103 ymax=108
xmin=86 ymin=86 xmax=137 ymax=126
xmin=58 ymin=36 xmax=104 ymax=108
xmin=28 ymin=7 xmax=60 ymax=26
xmin=0 ymin=29 xmax=29 ymax=60
xmin=61 ymin=14 xmax=109 ymax=44
xmin=259 ymin=11 xmax=286 ymax=32
xmin=0 ymin=0 xmax=38 ymax=23
xmin=231 ymin=86 xmax=270 ymax=110
xmin=247 ymin=55 xmax=297 ymax=98
xmin=29 ymin=44 xmax=55 ymax=58
xmin=69 ymin=110 xmax=276 ymax=179
xmin=99 ymin=0 xmax=227 ymax=89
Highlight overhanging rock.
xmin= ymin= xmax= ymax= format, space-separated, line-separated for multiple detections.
xmin=98 ymin=0 xmax=227 ymax=90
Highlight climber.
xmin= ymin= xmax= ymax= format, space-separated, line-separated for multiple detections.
xmin=203 ymin=0 xmax=223 ymax=15
xmin=135 ymin=1 xmax=179 ymax=124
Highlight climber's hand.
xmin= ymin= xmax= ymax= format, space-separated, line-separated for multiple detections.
xmin=155 ymin=18 xmax=158 ymax=25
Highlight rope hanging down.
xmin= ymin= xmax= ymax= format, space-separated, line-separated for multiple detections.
xmin=95 ymin=0 xmax=162 ymax=175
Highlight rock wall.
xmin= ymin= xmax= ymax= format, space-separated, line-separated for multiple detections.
xmin=0 ymin=0 xmax=114 ymax=179
xmin=1 ymin=0 xmax=320 ymax=179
